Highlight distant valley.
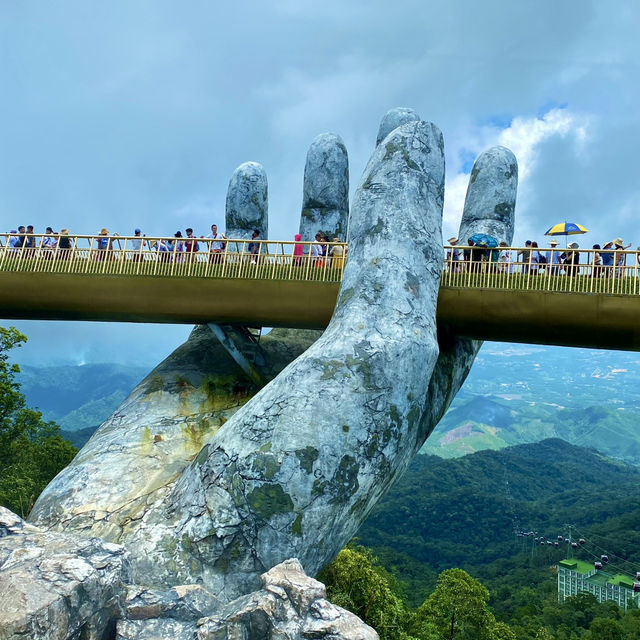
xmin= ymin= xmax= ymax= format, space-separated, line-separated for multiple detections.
xmin=422 ymin=344 xmax=640 ymax=464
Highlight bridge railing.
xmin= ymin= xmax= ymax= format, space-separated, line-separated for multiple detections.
xmin=0 ymin=234 xmax=347 ymax=283
xmin=2 ymin=235 xmax=640 ymax=296
xmin=443 ymin=246 xmax=640 ymax=296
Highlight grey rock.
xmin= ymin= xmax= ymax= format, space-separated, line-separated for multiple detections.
xmin=299 ymin=133 xmax=349 ymax=242
xmin=30 ymin=327 xmax=321 ymax=544
xmin=197 ymin=558 xmax=378 ymax=639
xmin=0 ymin=507 xmax=128 ymax=640
xmin=116 ymin=559 xmax=376 ymax=640
xmin=458 ymin=146 xmax=518 ymax=246
xmin=123 ymin=583 xmax=219 ymax=621
xmin=376 ymin=107 xmax=421 ymax=146
xmin=225 ymin=161 xmax=268 ymax=240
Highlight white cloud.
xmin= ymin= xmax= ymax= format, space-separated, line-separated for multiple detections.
xmin=443 ymin=108 xmax=593 ymax=242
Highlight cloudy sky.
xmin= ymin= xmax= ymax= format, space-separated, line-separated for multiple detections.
xmin=1 ymin=1 xmax=638 ymax=365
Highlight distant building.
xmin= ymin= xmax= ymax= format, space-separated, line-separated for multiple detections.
xmin=558 ymin=559 xmax=640 ymax=610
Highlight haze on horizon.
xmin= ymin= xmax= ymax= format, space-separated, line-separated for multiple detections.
xmin=1 ymin=1 xmax=637 ymax=366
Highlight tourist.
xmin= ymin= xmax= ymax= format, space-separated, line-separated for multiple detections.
xmin=519 ymin=240 xmax=532 ymax=274
xmin=591 ymin=244 xmax=603 ymax=278
xmin=293 ymin=233 xmax=304 ymax=266
xmin=95 ymin=228 xmax=110 ymax=261
xmin=247 ymin=229 xmax=260 ymax=264
xmin=613 ymin=237 xmax=631 ymax=277
xmin=446 ymin=237 xmax=461 ymax=273
xmin=563 ymin=242 xmax=580 ymax=277
xmin=25 ymin=225 xmax=36 ymax=257
xmin=600 ymin=241 xmax=615 ymax=277
xmin=173 ymin=231 xmax=185 ymax=262
xmin=205 ymin=224 xmax=226 ymax=263
xmin=499 ymin=241 xmax=513 ymax=274
xmin=530 ymin=241 xmax=542 ymax=275
xmin=7 ymin=230 xmax=20 ymax=251
xmin=184 ymin=228 xmax=200 ymax=260
xmin=546 ymin=240 xmax=562 ymax=275
xmin=16 ymin=226 xmax=26 ymax=249
xmin=58 ymin=229 xmax=72 ymax=259
xmin=131 ymin=228 xmax=146 ymax=262
xmin=311 ymin=232 xmax=324 ymax=267
xmin=330 ymin=237 xmax=345 ymax=270
xmin=41 ymin=227 xmax=57 ymax=258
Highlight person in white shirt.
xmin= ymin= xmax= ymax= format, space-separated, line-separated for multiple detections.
xmin=41 ymin=227 xmax=57 ymax=258
xmin=205 ymin=224 xmax=227 ymax=264
xmin=131 ymin=228 xmax=147 ymax=262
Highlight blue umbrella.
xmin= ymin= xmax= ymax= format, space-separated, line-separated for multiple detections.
xmin=467 ymin=232 xmax=499 ymax=248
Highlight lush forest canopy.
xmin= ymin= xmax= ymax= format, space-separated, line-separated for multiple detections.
xmin=0 ymin=327 xmax=77 ymax=517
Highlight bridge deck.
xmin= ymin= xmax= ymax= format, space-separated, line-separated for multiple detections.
xmin=1 ymin=236 xmax=639 ymax=351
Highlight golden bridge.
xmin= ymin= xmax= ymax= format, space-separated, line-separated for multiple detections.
xmin=1 ymin=235 xmax=640 ymax=353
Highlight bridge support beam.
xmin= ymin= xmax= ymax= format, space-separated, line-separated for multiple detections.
xmin=207 ymin=323 xmax=268 ymax=388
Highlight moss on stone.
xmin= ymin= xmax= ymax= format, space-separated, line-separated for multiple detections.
xmin=251 ymin=452 xmax=281 ymax=481
xmin=147 ymin=375 xmax=164 ymax=394
xmin=329 ymin=455 xmax=360 ymax=505
xmin=295 ymin=447 xmax=319 ymax=474
xmin=247 ymin=483 xmax=294 ymax=520
xmin=291 ymin=513 xmax=303 ymax=536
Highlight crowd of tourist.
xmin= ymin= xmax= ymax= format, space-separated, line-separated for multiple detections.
xmin=446 ymin=236 xmax=640 ymax=277
xmin=1 ymin=224 xmax=346 ymax=268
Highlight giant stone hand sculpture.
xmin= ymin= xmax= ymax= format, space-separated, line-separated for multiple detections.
xmin=30 ymin=118 xmax=517 ymax=604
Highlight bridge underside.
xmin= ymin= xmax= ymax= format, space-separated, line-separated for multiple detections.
xmin=1 ymin=273 xmax=639 ymax=351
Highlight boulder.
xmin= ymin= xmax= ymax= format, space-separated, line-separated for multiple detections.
xmin=116 ymin=559 xmax=377 ymax=640
xmin=299 ymin=133 xmax=349 ymax=242
xmin=0 ymin=507 xmax=128 ymax=640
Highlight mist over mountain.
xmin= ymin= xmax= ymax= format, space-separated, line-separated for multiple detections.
xmin=16 ymin=363 xmax=148 ymax=431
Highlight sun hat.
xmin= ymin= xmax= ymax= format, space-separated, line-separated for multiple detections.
xmin=549 ymin=240 xmax=559 ymax=245
xmin=568 ymin=242 xmax=579 ymax=249
xmin=448 ymin=237 xmax=459 ymax=244
xmin=613 ymin=237 xmax=624 ymax=247
xmin=60 ymin=228 xmax=69 ymax=234
xmin=100 ymin=228 xmax=108 ymax=235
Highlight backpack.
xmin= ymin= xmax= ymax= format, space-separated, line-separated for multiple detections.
xmin=538 ymin=254 xmax=547 ymax=264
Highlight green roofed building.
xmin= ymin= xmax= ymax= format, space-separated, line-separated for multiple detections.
xmin=558 ymin=559 xmax=640 ymax=610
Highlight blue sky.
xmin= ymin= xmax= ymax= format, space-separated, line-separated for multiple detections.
xmin=1 ymin=1 xmax=638 ymax=365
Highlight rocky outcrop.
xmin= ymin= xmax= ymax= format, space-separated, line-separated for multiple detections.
xmin=116 ymin=559 xmax=378 ymax=640
xmin=225 ymin=161 xmax=268 ymax=240
xmin=0 ymin=507 xmax=128 ymax=640
xmin=299 ymin=133 xmax=349 ymax=242
xmin=375 ymin=107 xmax=421 ymax=146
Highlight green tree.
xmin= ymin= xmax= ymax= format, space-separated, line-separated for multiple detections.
xmin=415 ymin=568 xmax=514 ymax=640
xmin=0 ymin=327 xmax=77 ymax=517
xmin=587 ymin=617 xmax=624 ymax=640
xmin=319 ymin=545 xmax=432 ymax=639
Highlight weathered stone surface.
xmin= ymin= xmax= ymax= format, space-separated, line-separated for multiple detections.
xmin=225 ymin=161 xmax=268 ymax=241
xmin=116 ymin=559 xmax=376 ymax=640
xmin=30 ymin=327 xmax=321 ymax=543
xmin=197 ymin=558 xmax=378 ymax=639
xmin=458 ymin=146 xmax=518 ymax=246
xmin=119 ymin=121 xmax=446 ymax=600
xmin=299 ymin=133 xmax=349 ymax=242
xmin=0 ymin=507 xmax=128 ymax=640
xmin=375 ymin=107 xmax=421 ymax=146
